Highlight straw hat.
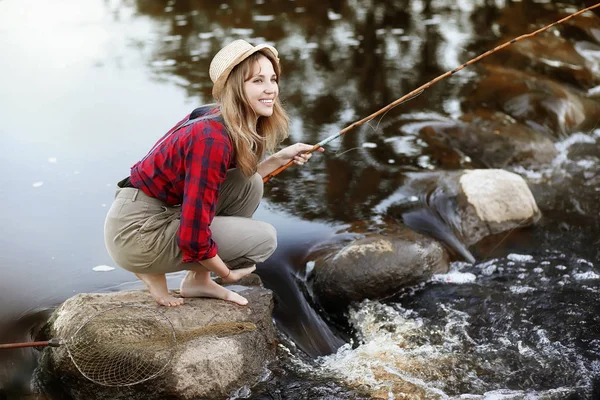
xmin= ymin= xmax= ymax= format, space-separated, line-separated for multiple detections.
xmin=209 ymin=39 xmax=279 ymax=100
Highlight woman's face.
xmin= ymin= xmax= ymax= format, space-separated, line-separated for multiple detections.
xmin=244 ymin=55 xmax=278 ymax=118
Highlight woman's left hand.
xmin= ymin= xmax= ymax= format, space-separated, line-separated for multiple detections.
xmin=276 ymin=143 xmax=325 ymax=167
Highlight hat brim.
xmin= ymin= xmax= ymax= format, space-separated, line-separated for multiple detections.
xmin=212 ymin=44 xmax=279 ymax=100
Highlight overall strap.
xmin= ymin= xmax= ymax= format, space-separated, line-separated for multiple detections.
xmin=140 ymin=113 xmax=220 ymax=163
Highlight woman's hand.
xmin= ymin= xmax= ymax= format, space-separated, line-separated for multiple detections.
xmin=275 ymin=143 xmax=325 ymax=167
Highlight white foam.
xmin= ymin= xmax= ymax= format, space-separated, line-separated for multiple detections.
xmin=577 ymin=259 xmax=594 ymax=267
xmin=510 ymin=165 xmax=544 ymax=180
xmin=32 ymin=181 xmax=43 ymax=188
xmin=509 ymin=286 xmax=536 ymax=294
xmin=93 ymin=265 xmax=115 ymax=272
xmin=431 ymin=271 xmax=476 ymax=284
xmin=507 ymin=254 xmax=534 ymax=262
xmin=576 ymin=159 xmax=595 ymax=169
xmin=362 ymin=142 xmax=377 ymax=148
xmin=573 ymin=271 xmax=600 ymax=280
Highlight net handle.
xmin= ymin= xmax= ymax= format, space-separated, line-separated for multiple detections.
xmin=0 ymin=338 xmax=61 ymax=349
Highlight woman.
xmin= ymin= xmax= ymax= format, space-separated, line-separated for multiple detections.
xmin=104 ymin=39 xmax=322 ymax=307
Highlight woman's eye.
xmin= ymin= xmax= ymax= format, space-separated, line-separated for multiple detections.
xmin=254 ymin=78 xmax=263 ymax=83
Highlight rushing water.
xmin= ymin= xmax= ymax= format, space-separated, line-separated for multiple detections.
xmin=1 ymin=0 xmax=599 ymax=399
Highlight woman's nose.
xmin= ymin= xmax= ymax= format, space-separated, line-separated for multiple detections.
xmin=264 ymin=81 xmax=276 ymax=93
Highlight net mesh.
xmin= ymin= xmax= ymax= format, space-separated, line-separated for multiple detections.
xmin=65 ymin=306 xmax=176 ymax=386
xmin=62 ymin=305 xmax=257 ymax=387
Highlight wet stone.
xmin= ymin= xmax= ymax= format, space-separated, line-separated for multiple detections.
xmin=419 ymin=109 xmax=557 ymax=168
xmin=465 ymin=65 xmax=600 ymax=136
xmin=563 ymin=10 xmax=600 ymax=45
xmin=33 ymin=278 xmax=276 ymax=400
xmin=486 ymin=34 xmax=600 ymax=90
xmin=310 ymin=229 xmax=450 ymax=312
xmin=387 ymin=169 xmax=541 ymax=248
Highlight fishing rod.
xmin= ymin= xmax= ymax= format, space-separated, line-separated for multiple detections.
xmin=263 ymin=2 xmax=600 ymax=183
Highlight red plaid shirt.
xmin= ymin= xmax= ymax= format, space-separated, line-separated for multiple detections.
xmin=130 ymin=105 xmax=234 ymax=263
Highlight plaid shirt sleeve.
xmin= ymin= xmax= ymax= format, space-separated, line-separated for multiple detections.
xmin=179 ymin=126 xmax=231 ymax=263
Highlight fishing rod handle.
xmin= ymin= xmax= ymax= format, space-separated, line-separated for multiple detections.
xmin=262 ymin=143 xmax=323 ymax=183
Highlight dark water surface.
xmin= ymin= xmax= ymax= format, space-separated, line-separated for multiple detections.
xmin=1 ymin=0 xmax=599 ymax=398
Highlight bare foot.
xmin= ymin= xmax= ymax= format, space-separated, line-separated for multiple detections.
xmin=180 ymin=271 xmax=249 ymax=306
xmin=135 ymin=273 xmax=184 ymax=307
xmin=221 ymin=265 xmax=256 ymax=284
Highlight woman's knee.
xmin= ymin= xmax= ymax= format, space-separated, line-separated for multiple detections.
xmin=251 ymin=222 xmax=277 ymax=262
xmin=248 ymin=172 xmax=264 ymax=200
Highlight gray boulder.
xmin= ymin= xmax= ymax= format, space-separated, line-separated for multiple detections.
xmin=394 ymin=169 xmax=542 ymax=247
xmin=34 ymin=275 xmax=276 ymax=400
xmin=457 ymin=169 xmax=542 ymax=246
xmin=310 ymin=228 xmax=450 ymax=312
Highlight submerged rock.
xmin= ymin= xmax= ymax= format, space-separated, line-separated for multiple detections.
xmin=310 ymin=228 xmax=450 ymax=312
xmin=34 ymin=275 xmax=276 ymax=400
xmin=465 ymin=64 xmax=600 ymax=136
xmin=419 ymin=109 xmax=557 ymax=168
xmin=487 ymin=34 xmax=600 ymax=90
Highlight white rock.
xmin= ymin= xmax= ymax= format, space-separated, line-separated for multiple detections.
xmin=460 ymin=169 xmax=540 ymax=223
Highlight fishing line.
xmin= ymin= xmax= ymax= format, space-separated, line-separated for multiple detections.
xmin=263 ymin=2 xmax=600 ymax=183
xmin=334 ymin=146 xmax=362 ymax=157
xmin=365 ymin=89 xmax=425 ymax=134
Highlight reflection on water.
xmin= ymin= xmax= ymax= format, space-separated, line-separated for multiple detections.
xmin=1 ymin=0 xmax=600 ymax=398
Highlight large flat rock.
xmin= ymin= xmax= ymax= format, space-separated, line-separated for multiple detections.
xmin=34 ymin=275 xmax=276 ymax=400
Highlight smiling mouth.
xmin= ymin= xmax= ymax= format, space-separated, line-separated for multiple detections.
xmin=259 ymin=99 xmax=274 ymax=105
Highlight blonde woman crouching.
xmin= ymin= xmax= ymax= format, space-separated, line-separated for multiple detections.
xmin=104 ymin=40 xmax=323 ymax=306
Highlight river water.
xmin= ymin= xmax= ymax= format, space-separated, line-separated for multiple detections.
xmin=1 ymin=0 xmax=599 ymax=399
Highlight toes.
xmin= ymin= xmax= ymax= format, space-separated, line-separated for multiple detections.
xmin=157 ymin=298 xmax=169 ymax=307
xmin=156 ymin=296 xmax=184 ymax=307
xmin=168 ymin=297 xmax=184 ymax=307
xmin=235 ymin=298 xmax=248 ymax=306
xmin=229 ymin=293 xmax=248 ymax=306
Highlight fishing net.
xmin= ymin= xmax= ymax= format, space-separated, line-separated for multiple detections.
xmin=61 ymin=305 xmax=256 ymax=387
xmin=63 ymin=305 xmax=177 ymax=386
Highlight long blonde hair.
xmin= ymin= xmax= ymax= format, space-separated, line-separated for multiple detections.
xmin=218 ymin=51 xmax=289 ymax=176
